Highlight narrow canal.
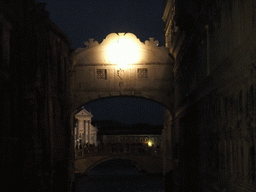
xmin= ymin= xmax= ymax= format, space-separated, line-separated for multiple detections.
xmin=75 ymin=158 xmax=165 ymax=192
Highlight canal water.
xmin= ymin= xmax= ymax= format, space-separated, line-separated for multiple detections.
xmin=75 ymin=158 xmax=165 ymax=192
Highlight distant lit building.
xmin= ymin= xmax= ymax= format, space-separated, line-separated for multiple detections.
xmin=94 ymin=122 xmax=162 ymax=147
xmin=74 ymin=108 xmax=98 ymax=148
xmin=102 ymin=134 xmax=161 ymax=147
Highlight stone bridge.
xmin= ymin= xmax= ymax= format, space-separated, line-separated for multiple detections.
xmin=75 ymin=146 xmax=163 ymax=175
xmin=70 ymin=32 xmax=174 ymax=113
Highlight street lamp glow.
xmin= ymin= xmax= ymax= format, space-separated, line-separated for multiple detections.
xmin=106 ymin=36 xmax=140 ymax=68
xmin=148 ymin=141 xmax=152 ymax=147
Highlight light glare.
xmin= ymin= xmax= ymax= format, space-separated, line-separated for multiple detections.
xmin=106 ymin=36 xmax=140 ymax=68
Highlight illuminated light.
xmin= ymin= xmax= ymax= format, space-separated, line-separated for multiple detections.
xmin=106 ymin=35 xmax=140 ymax=68
xmin=148 ymin=141 xmax=152 ymax=147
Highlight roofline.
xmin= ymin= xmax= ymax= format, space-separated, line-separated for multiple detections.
xmin=47 ymin=19 xmax=71 ymax=46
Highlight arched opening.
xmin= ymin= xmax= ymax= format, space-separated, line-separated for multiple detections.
xmin=73 ymin=96 xmax=173 ymax=191
xmin=72 ymin=96 xmax=172 ymax=150
xmin=83 ymin=96 xmax=165 ymax=125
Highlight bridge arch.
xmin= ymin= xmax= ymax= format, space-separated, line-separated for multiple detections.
xmin=73 ymin=95 xmax=174 ymax=119
xmin=72 ymin=91 xmax=174 ymax=115
xmin=85 ymin=157 xmax=145 ymax=175
xmin=75 ymin=154 xmax=163 ymax=175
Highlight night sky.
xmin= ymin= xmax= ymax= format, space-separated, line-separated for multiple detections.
xmin=36 ymin=0 xmax=165 ymax=125
xmin=84 ymin=97 xmax=164 ymax=126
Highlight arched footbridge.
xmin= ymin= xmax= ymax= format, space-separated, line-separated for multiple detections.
xmin=75 ymin=145 xmax=163 ymax=175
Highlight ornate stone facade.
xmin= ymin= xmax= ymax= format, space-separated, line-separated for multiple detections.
xmin=74 ymin=108 xmax=98 ymax=149
xmin=70 ymin=32 xmax=174 ymax=112
xmin=162 ymin=0 xmax=256 ymax=191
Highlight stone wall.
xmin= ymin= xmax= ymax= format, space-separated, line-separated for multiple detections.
xmin=0 ymin=1 xmax=73 ymax=191
xmin=163 ymin=0 xmax=256 ymax=191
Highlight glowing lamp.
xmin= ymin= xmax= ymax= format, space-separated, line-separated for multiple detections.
xmin=148 ymin=141 xmax=152 ymax=147
xmin=106 ymin=35 xmax=140 ymax=68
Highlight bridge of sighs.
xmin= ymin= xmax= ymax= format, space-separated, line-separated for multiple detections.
xmin=70 ymin=32 xmax=174 ymax=112
xmin=71 ymin=32 xmax=174 ymax=175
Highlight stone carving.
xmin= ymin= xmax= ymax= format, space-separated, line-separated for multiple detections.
xmin=145 ymin=37 xmax=159 ymax=46
xmin=137 ymin=68 xmax=148 ymax=78
xmin=74 ymin=33 xmax=172 ymax=65
xmin=84 ymin=38 xmax=99 ymax=49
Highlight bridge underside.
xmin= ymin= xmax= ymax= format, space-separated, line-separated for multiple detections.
xmin=75 ymin=154 xmax=163 ymax=175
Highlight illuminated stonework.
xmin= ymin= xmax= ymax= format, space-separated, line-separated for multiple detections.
xmin=74 ymin=32 xmax=171 ymax=65
xmin=71 ymin=32 xmax=174 ymax=112
xmin=106 ymin=33 xmax=140 ymax=68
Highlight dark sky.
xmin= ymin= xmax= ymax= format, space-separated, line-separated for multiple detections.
xmin=36 ymin=0 xmax=164 ymax=49
xmin=36 ymin=0 xmax=165 ymax=125
xmin=83 ymin=97 xmax=164 ymax=126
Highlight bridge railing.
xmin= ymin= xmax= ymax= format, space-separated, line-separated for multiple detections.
xmin=75 ymin=144 xmax=162 ymax=159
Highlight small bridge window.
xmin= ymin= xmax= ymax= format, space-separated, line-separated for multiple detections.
xmin=137 ymin=68 xmax=148 ymax=78
xmin=97 ymin=69 xmax=107 ymax=79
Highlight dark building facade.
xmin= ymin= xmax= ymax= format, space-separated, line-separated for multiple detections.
xmin=0 ymin=1 xmax=74 ymax=191
xmin=162 ymin=0 xmax=256 ymax=191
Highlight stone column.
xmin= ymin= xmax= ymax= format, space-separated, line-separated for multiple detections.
xmin=81 ymin=120 xmax=84 ymax=148
xmin=85 ymin=121 xmax=88 ymax=143
xmin=88 ymin=121 xmax=91 ymax=144
xmin=76 ymin=120 xmax=79 ymax=149
xmin=83 ymin=120 xmax=86 ymax=147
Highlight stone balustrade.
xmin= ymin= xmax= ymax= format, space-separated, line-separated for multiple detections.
xmin=75 ymin=144 xmax=162 ymax=159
